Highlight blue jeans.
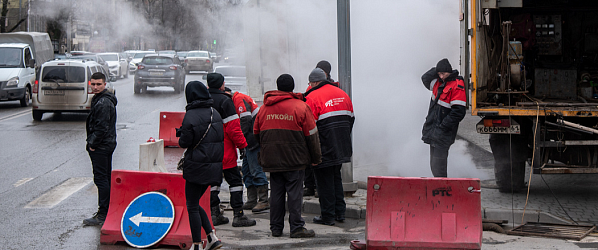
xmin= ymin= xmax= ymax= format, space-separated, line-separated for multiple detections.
xmin=242 ymin=147 xmax=269 ymax=187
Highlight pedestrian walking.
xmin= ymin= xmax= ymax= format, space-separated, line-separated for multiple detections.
xmin=83 ymin=72 xmax=117 ymax=226
xmin=304 ymin=68 xmax=355 ymax=226
xmin=206 ymin=73 xmax=256 ymax=227
xmin=223 ymin=87 xmax=270 ymax=213
xmin=304 ymin=60 xmax=340 ymax=197
xmin=421 ymin=58 xmax=467 ymax=177
xmin=254 ymin=74 xmax=321 ymax=238
xmin=178 ymin=81 xmax=223 ymax=250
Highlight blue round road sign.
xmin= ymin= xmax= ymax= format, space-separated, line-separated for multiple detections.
xmin=121 ymin=192 xmax=175 ymax=248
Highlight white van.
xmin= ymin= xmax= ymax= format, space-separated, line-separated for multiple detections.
xmin=31 ymin=59 xmax=114 ymax=121
xmin=0 ymin=32 xmax=53 ymax=107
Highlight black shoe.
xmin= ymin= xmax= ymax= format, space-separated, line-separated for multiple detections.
xmin=303 ymin=188 xmax=315 ymax=197
xmin=212 ymin=215 xmax=229 ymax=226
xmin=290 ymin=227 xmax=315 ymax=238
xmin=271 ymin=230 xmax=282 ymax=237
xmin=313 ymin=216 xmax=335 ymax=226
xmin=83 ymin=212 xmax=106 ymax=226
xmin=232 ymin=215 xmax=257 ymax=227
xmin=335 ymin=215 xmax=345 ymax=222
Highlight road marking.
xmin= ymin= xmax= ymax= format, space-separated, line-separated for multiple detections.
xmin=24 ymin=177 xmax=92 ymax=209
xmin=0 ymin=109 xmax=31 ymax=122
xmin=13 ymin=178 xmax=34 ymax=187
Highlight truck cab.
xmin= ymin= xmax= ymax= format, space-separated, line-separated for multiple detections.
xmin=0 ymin=43 xmax=36 ymax=107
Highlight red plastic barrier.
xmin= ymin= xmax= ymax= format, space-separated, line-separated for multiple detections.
xmin=101 ymin=170 xmax=212 ymax=249
xmin=159 ymin=111 xmax=185 ymax=147
xmin=366 ymin=177 xmax=482 ymax=250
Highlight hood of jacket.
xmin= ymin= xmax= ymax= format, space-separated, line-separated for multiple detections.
xmin=442 ymin=70 xmax=460 ymax=83
xmin=92 ymin=89 xmax=117 ymax=106
xmin=186 ymin=98 xmax=214 ymax=111
xmin=263 ymin=90 xmax=303 ymax=106
xmin=186 ymin=81 xmax=211 ymax=103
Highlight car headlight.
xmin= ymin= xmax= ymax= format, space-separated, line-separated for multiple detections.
xmin=6 ymin=76 xmax=19 ymax=87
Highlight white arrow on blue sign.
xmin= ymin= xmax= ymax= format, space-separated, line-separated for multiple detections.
xmin=120 ymin=191 xmax=175 ymax=248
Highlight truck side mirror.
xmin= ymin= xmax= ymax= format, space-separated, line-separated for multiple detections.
xmin=28 ymin=59 xmax=35 ymax=68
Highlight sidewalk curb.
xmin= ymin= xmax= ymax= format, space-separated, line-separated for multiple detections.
xmin=483 ymin=208 xmax=573 ymax=225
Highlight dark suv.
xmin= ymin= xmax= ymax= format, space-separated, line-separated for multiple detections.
xmin=134 ymin=54 xmax=186 ymax=94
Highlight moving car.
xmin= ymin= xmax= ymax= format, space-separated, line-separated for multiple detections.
xmin=134 ymin=54 xmax=186 ymax=94
xmin=176 ymin=51 xmax=188 ymax=60
xmin=32 ymin=59 xmax=114 ymax=121
xmin=206 ymin=65 xmax=247 ymax=94
xmin=184 ymin=50 xmax=212 ymax=74
xmin=129 ymin=51 xmax=154 ymax=75
xmin=98 ymin=52 xmax=129 ymax=79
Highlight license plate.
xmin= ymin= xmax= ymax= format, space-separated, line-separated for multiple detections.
xmin=149 ymin=72 xmax=164 ymax=76
xmin=44 ymin=90 xmax=64 ymax=95
xmin=476 ymin=124 xmax=521 ymax=134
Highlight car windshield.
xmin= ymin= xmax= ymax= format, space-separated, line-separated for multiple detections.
xmin=0 ymin=48 xmax=23 ymax=67
xmin=134 ymin=52 xmax=152 ymax=59
xmin=71 ymin=55 xmax=97 ymax=62
xmin=158 ymin=51 xmax=175 ymax=55
xmin=41 ymin=66 xmax=86 ymax=83
xmin=142 ymin=56 xmax=173 ymax=65
xmin=99 ymin=54 xmax=118 ymax=61
xmin=187 ymin=52 xmax=209 ymax=58
xmin=215 ymin=67 xmax=245 ymax=77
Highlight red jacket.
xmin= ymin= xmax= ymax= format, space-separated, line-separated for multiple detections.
xmin=232 ymin=92 xmax=260 ymax=149
xmin=209 ymin=89 xmax=247 ymax=169
xmin=304 ymin=82 xmax=354 ymax=168
xmin=254 ymin=90 xmax=321 ymax=172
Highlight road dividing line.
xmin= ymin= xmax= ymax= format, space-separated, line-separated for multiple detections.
xmin=0 ymin=109 xmax=31 ymax=122
xmin=13 ymin=178 xmax=34 ymax=187
xmin=24 ymin=177 xmax=92 ymax=209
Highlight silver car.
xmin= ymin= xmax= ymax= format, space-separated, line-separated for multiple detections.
xmin=32 ymin=59 xmax=114 ymax=121
xmin=98 ymin=52 xmax=129 ymax=79
xmin=184 ymin=50 xmax=213 ymax=74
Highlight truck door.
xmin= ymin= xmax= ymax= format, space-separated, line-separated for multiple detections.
xmin=23 ymin=47 xmax=35 ymax=88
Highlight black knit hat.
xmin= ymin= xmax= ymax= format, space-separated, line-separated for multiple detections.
xmin=436 ymin=58 xmax=452 ymax=73
xmin=316 ymin=60 xmax=332 ymax=75
xmin=276 ymin=74 xmax=295 ymax=92
xmin=207 ymin=73 xmax=224 ymax=89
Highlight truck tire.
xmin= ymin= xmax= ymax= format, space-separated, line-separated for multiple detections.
xmin=32 ymin=110 xmax=43 ymax=121
xmin=20 ymin=86 xmax=30 ymax=107
xmin=489 ymin=134 xmax=527 ymax=193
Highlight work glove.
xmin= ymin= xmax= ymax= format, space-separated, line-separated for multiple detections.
xmin=239 ymin=148 xmax=246 ymax=159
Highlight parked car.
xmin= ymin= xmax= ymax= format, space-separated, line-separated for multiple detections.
xmin=129 ymin=51 xmax=154 ymax=75
xmin=32 ymin=59 xmax=114 ymax=121
xmin=70 ymin=54 xmax=111 ymax=79
xmin=134 ymin=54 xmax=186 ymax=94
xmin=184 ymin=50 xmax=212 ymax=74
xmin=98 ymin=52 xmax=128 ymax=79
xmin=205 ymin=65 xmax=247 ymax=94
xmin=158 ymin=50 xmax=176 ymax=55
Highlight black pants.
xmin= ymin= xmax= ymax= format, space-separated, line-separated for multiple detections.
xmin=304 ymin=165 xmax=316 ymax=190
xmin=210 ymin=167 xmax=244 ymax=209
xmin=185 ymin=181 xmax=212 ymax=243
xmin=313 ymin=164 xmax=346 ymax=221
xmin=430 ymin=145 xmax=449 ymax=177
xmin=88 ymin=149 xmax=113 ymax=215
xmin=270 ymin=170 xmax=305 ymax=233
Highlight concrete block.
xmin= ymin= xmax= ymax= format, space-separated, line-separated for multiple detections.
xmin=302 ymin=200 xmax=321 ymax=215
xmin=139 ymin=139 xmax=166 ymax=172
xmin=484 ymin=208 xmax=539 ymax=224
xmin=345 ymin=204 xmax=361 ymax=219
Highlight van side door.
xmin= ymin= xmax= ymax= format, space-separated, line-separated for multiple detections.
xmin=23 ymin=47 xmax=35 ymax=88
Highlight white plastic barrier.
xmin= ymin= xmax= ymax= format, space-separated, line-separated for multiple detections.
xmin=139 ymin=139 xmax=166 ymax=172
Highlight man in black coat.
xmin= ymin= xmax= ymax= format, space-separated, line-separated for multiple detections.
xmin=84 ymin=72 xmax=117 ymax=226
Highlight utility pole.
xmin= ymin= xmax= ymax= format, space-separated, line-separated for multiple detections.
xmin=337 ymin=0 xmax=358 ymax=195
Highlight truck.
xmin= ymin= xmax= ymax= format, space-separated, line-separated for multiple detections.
xmin=463 ymin=0 xmax=598 ymax=192
xmin=0 ymin=32 xmax=54 ymax=107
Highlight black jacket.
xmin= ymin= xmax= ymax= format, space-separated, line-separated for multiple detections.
xmin=179 ymin=82 xmax=224 ymax=186
xmin=421 ymin=68 xmax=467 ymax=149
xmin=86 ymin=89 xmax=117 ymax=152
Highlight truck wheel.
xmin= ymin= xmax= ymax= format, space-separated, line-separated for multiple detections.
xmin=32 ymin=110 xmax=43 ymax=121
xmin=20 ymin=86 xmax=30 ymax=107
xmin=489 ymin=134 xmax=527 ymax=193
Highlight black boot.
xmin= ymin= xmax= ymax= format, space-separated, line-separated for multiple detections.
xmin=211 ymin=206 xmax=229 ymax=226
xmin=232 ymin=208 xmax=256 ymax=227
